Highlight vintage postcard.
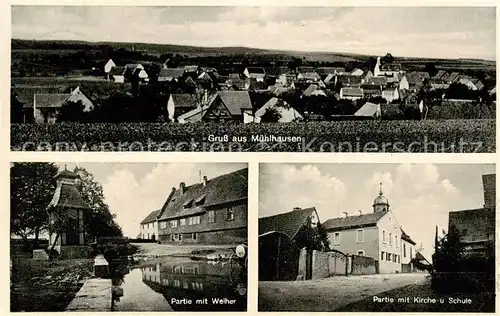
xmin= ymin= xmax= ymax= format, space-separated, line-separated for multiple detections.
xmin=258 ymin=163 xmax=495 ymax=312
xmin=10 ymin=162 xmax=248 ymax=311
xmin=9 ymin=6 xmax=496 ymax=152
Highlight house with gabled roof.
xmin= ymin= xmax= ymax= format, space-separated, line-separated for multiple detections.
xmin=167 ymin=93 xmax=199 ymax=121
xmin=374 ymin=56 xmax=404 ymax=78
xmin=32 ymin=86 xmax=94 ymax=123
xmin=109 ymin=66 xmax=126 ymax=83
xmin=382 ymin=87 xmax=400 ymax=102
xmin=340 ymin=87 xmax=364 ymax=100
xmin=243 ymin=67 xmax=266 ymax=82
xmin=350 ymin=68 xmax=364 ymax=76
xmin=323 ymin=184 xmax=417 ymax=274
xmin=158 ymin=68 xmax=185 ymax=82
xmin=336 ymin=75 xmax=363 ymax=88
xmin=259 ymin=207 xmax=321 ymax=249
xmin=363 ymin=76 xmax=388 ymax=87
xmin=157 ymin=168 xmax=248 ymax=244
xmin=433 ymin=70 xmax=448 ymax=81
xmin=259 ymin=207 xmax=323 ymax=281
xmin=355 ymin=102 xmax=381 ymax=118
xmin=123 ymin=64 xmax=144 ymax=82
xmin=252 ymin=97 xmax=303 ymax=123
xmin=104 ymin=59 xmax=116 ymax=74
xmin=297 ymin=72 xmax=321 ymax=83
xmin=178 ymin=91 xmax=253 ymax=123
xmin=140 ymin=209 xmax=161 ymax=240
xmin=446 ymin=72 xmax=460 ymax=83
xmin=303 ymin=84 xmax=326 ymax=97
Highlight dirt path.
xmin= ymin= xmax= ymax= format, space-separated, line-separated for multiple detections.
xmin=259 ymin=273 xmax=428 ymax=311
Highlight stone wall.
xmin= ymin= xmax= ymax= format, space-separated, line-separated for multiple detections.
xmin=298 ymin=249 xmax=377 ymax=280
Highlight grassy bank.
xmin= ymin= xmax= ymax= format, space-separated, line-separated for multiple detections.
xmin=10 ymin=258 xmax=93 ymax=312
xmin=10 ymin=119 xmax=496 ymax=153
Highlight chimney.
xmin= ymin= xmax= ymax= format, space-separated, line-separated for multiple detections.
xmin=203 ymin=175 xmax=208 ymax=187
xmin=293 ymin=207 xmax=302 ymax=211
xmin=179 ymin=182 xmax=185 ymax=195
xmin=343 ymin=212 xmax=348 ymax=218
xmin=358 ymin=210 xmax=362 ymax=216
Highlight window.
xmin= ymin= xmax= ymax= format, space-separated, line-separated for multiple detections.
xmin=388 ymin=253 xmax=392 ymax=262
xmin=192 ymin=232 xmax=197 ymax=241
xmin=194 ymin=194 xmax=206 ymax=206
xmin=183 ymin=199 xmax=193 ymax=209
xmin=170 ymin=235 xmax=174 ymax=242
xmin=160 ymin=221 xmax=167 ymax=229
xmin=333 ymin=232 xmax=341 ymax=245
xmin=226 ymin=208 xmax=235 ymax=221
xmin=393 ymin=254 xmax=396 ymax=262
xmin=382 ymin=230 xmax=386 ymax=243
xmin=178 ymin=234 xmax=182 ymax=241
xmin=395 ymin=235 xmax=398 ymax=247
xmin=403 ymin=244 xmax=406 ymax=257
xmin=410 ymin=247 xmax=413 ymax=259
xmin=171 ymin=220 xmax=178 ymax=228
xmin=381 ymin=251 xmax=384 ymax=260
xmin=180 ymin=218 xmax=186 ymax=226
xmin=398 ymin=255 xmax=400 ymax=263
xmin=147 ymin=233 xmax=150 ymax=239
xmin=356 ymin=229 xmax=364 ymax=243
xmin=357 ymin=250 xmax=365 ymax=256
xmin=188 ymin=216 xmax=201 ymax=225
xmin=207 ymin=210 xmax=216 ymax=223
xmin=389 ymin=233 xmax=392 ymax=245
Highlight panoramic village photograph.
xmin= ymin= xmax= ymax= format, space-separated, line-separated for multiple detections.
xmin=258 ymin=163 xmax=495 ymax=312
xmin=10 ymin=6 xmax=496 ymax=152
xmin=10 ymin=162 xmax=248 ymax=311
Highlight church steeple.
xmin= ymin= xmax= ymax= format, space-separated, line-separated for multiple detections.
xmin=373 ymin=181 xmax=389 ymax=213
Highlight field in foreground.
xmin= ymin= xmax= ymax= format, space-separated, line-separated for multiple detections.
xmin=11 ymin=119 xmax=495 ymax=152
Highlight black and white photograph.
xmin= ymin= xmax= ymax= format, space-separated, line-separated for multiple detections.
xmin=10 ymin=162 xmax=248 ymax=311
xmin=10 ymin=6 xmax=496 ymax=152
xmin=258 ymin=163 xmax=495 ymax=312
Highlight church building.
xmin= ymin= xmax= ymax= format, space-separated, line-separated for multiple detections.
xmin=322 ymin=184 xmax=416 ymax=274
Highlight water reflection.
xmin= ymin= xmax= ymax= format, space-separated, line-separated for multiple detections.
xmin=112 ymin=257 xmax=247 ymax=311
xmin=141 ymin=257 xmax=247 ymax=311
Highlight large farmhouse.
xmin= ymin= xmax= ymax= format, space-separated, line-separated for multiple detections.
xmin=156 ymin=168 xmax=248 ymax=244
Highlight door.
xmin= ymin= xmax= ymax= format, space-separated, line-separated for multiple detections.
xmin=65 ymin=218 xmax=79 ymax=245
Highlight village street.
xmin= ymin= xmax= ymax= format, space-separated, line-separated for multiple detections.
xmin=259 ymin=273 xmax=428 ymax=311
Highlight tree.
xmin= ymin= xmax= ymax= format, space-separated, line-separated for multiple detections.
xmin=424 ymin=63 xmax=437 ymax=76
xmin=10 ymin=163 xmax=59 ymax=248
xmin=381 ymin=53 xmax=394 ymax=64
xmin=58 ymin=100 xmax=87 ymax=122
xmin=74 ymin=167 xmax=123 ymax=239
xmin=432 ymin=224 xmax=464 ymax=273
xmin=260 ymin=107 xmax=282 ymax=122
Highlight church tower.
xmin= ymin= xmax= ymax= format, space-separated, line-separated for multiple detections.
xmin=373 ymin=182 xmax=390 ymax=213
xmin=374 ymin=56 xmax=381 ymax=77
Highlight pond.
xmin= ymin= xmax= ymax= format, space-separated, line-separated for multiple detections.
xmin=111 ymin=256 xmax=247 ymax=311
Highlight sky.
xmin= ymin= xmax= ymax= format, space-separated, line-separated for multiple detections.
xmin=11 ymin=6 xmax=496 ymax=60
xmin=259 ymin=163 xmax=495 ymax=260
xmin=57 ymin=162 xmax=247 ymax=238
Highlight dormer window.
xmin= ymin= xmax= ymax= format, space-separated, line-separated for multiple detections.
xmin=183 ymin=198 xmax=193 ymax=209
xmin=194 ymin=194 xmax=206 ymax=206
